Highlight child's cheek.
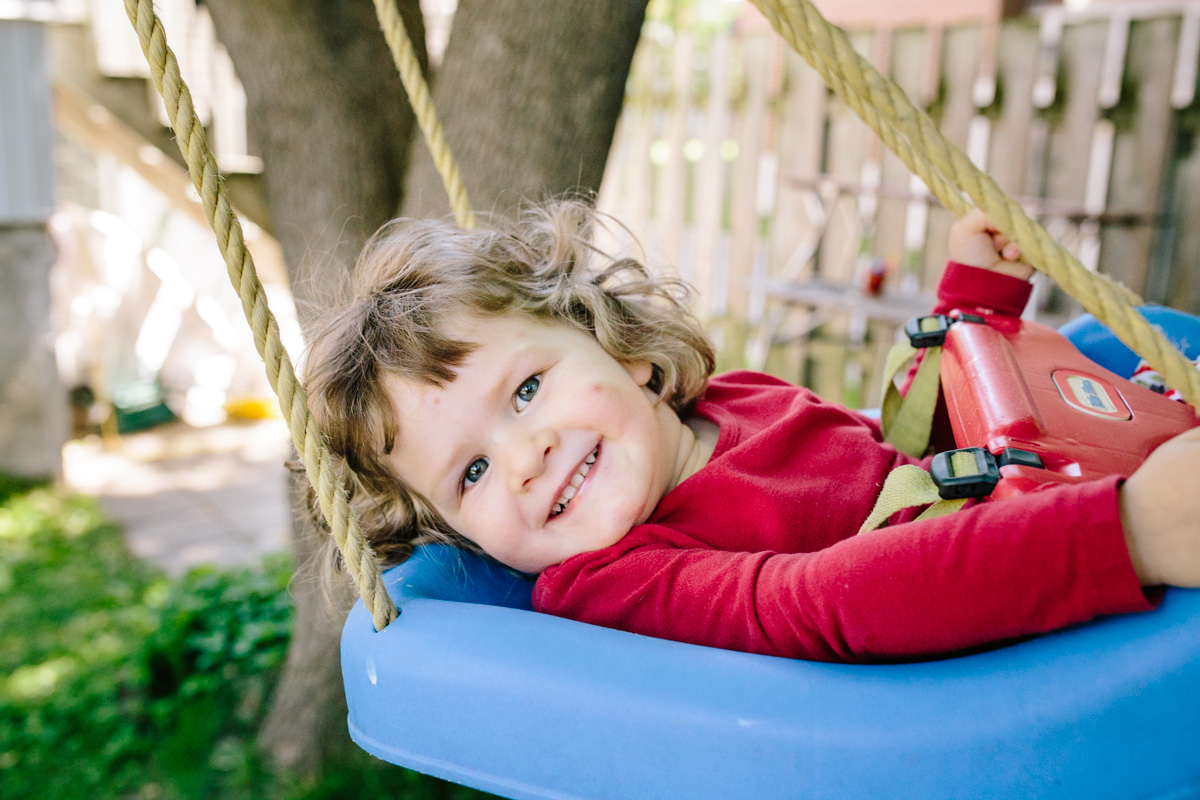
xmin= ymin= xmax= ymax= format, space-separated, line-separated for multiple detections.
xmin=584 ymin=381 xmax=612 ymax=403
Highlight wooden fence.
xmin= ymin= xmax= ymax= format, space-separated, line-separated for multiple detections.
xmin=596 ymin=3 xmax=1200 ymax=405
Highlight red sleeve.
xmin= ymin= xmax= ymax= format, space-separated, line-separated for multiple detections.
xmin=900 ymin=261 xmax=1034 ymax=393
xmin=533 ymin=476 xmax=1154 ymax=663
xmin=933 ymin=260 xmax=1033 ymax=317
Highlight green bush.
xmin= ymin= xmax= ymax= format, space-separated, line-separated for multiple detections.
xmin=0 ymin=478 xmax=490 ymax=800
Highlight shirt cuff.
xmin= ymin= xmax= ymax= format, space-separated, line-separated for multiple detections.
xmin=1086 ymin=476 xmax=1162 ymax=614
xmin=935 ymin=261 xmax=1033 ymax=318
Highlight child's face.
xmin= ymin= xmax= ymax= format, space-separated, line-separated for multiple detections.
xmin=384 ymin=313 xmax=692 ymax=573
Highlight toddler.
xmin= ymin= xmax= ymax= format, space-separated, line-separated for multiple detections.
xmin=305 ymin=201 xmax=1200 ymax=663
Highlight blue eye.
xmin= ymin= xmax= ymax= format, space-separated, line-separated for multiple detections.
xmin=514 ymin=374 xmax=541 ymax=410
xmin=463 ymin=457 xmax=488 ymax=489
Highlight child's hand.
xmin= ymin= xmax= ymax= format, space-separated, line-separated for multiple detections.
xmin=1120 ymin=425 xmax=1200 ymax=587
xmin=948 ymin=208 xmax=1034 ymax=281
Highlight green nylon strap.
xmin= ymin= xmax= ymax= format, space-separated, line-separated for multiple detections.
xmin=880 ymin=340 xmax=915 ymax=435
xmin=880 ymin=322 xmax=943 ymax=458
xmin=858 ymin=458 xmax=974 ymax=535
xmin=870 ymin=318 xmax=983 ymax=532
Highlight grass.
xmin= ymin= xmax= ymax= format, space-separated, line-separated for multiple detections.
xmin=0 ymin=476 xmax=491 ymax=800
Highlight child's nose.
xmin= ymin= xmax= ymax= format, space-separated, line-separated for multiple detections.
xmin=504 ymin=427 xmax=556 ymax=492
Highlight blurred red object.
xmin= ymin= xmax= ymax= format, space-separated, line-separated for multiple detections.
xmin=865 ymin=258 xmax=889 ymax=296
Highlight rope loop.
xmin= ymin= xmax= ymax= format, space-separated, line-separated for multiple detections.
xmin=122 ymin=0 xmax=397 ymax=630
xmin=121 ymin=0 xmax=1200 ymax=631
xmin=373 ymin=0 xmax=476 ymax=230
xmin=751 ymin=0 xmax=1200 ymax=410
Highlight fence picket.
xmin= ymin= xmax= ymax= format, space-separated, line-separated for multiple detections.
xmin=597 ymin=7 xmax=1200 ymax=396
xmin=1103 ymin=16 xmax=1180 ymax=296
xmin=726 ymin=34 xmax=769 ymax=358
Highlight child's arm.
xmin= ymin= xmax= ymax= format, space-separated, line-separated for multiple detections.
xmin=1120 ymin=425 xmax=1200 ymax=587
xmin=535 ymin=476 xmax=1150 ymax=662
xmin=946 ymin=210 xmax=1200 ymax=587
xmin=947 ymin=208 xmax=1034 ymax=281
xmin=898 ymin=210 xmax=1035 ymax=392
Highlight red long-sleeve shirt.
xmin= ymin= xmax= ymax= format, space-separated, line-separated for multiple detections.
xmin=532 ymin=263 xmax=1155 ymax=662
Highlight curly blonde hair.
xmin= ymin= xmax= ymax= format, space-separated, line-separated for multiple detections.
xmin=303 ymin=199 xmax=715 ymax=568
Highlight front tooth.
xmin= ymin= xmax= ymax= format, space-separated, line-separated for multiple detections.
xmin=569 ymin=472 xmax=584 ymax=488
xmin=561 ymin=484 xmax=577 ymax=501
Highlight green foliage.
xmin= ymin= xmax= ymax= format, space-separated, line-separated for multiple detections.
xmin=0 ymin=483 xmax=156 ymax=798
xmin=0 ymin=481 xmax=492 ymax=800
xmin=646 ymin=0 xmax=742 ymax=35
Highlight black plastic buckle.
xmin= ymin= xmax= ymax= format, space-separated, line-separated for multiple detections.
xmin=905 ymin=315 xmax=954 ymax=348
xmin=997 ymin=447 xmax=1044 ymax=470
xmin=904 ymin=312 xmax=987 ymax=349
xmin=929 ymin=447 xmax=1000 ymax=500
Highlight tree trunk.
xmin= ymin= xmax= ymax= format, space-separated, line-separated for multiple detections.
xmin=402 ymin=0 xmax=648 ymax=219
xmin=256 ymin=469 xmax=358 ymax=773
xmin=204 ymin=0 xmax=425 ymax=327
xmin=205 ymin=0 xmax=647 ymax=780
xmin=204 ymin=0 xmax=427 ymax=777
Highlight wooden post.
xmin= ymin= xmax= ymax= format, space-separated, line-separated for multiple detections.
xmin=658 ymin=31 xmax=693 ymax=278
xmin=756 ymin=47 xmax=826 ymax=378
xmin=724 ymin=34 xmax=768 ymax=364
xmin=692 ymin=31 xmax=732 ymax=322
xmin=1101 ymin=16 xmax=1180 ymax=296
xmin=0 ymin=18 xmax=66 ymax=477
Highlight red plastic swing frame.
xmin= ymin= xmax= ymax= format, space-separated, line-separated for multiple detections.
xmin=939 ymin=313 xmax=1198 ymax=502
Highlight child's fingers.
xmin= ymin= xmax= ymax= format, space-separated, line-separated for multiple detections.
xmin=948 ymin=208 xmax=1033 ymax=279
xmin=987 ymin=228 xmax=1022 ymax=263
xmin=962 ymin=207 xmax=989 ymax=232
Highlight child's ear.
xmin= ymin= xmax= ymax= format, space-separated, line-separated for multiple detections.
xmin=622 ymin=360 xmax=654 ymax=387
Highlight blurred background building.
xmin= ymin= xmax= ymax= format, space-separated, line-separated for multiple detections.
xmin=2 ymin=0 xmax=296 ymax=483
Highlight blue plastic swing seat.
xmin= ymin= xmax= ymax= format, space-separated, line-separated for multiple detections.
xmin=342 ymin=306 xmax=1200 ymax=800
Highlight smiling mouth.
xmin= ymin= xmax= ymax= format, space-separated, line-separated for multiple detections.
xmin=550 ymin=446 xmax=599 ymax=518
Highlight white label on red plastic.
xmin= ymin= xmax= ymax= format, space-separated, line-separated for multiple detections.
xmin=1052 ymin=371 xmax=1132 ymax=420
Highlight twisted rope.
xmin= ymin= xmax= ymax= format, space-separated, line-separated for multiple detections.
xmin=123 ymin=0 xmax=397 ymax=630
xmin=373 ymin=0 xmax=476 ymax=230
xmin=124 ymin=0 xmax=1197 ymax=635
xmin=752 ymin=0 xmax=1200 ymax=410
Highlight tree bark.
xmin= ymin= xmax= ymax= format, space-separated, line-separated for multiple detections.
xmin=205 ymin=0 xmax=648 ymax=780
xmin=204 ymin=0 xmax=425 ymax=327
xmin=402 ymin=0 xmax=648 ymax=219
xmin=203 ymin=0 xmax=427 ymax=777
